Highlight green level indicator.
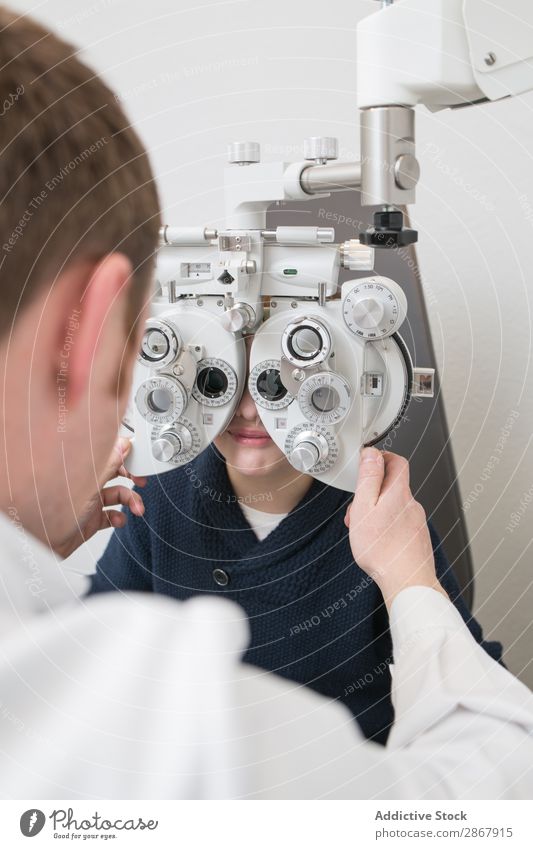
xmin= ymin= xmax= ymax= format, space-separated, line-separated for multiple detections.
xmin=283 ymin=268 xmax=298 ymax=276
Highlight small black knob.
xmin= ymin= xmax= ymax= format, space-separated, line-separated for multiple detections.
xmin=217 ymin=270 xmax=235 ymax=285
xmin=374 ymin=209 xmax=404 ymax=231
xmin=359 ymin=209 xmax=418 ymax=249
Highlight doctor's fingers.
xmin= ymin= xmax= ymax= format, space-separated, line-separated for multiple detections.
xmin=378 ymin=452 xmax=411 ymax=500
xmin=116 ymin=463 xmax=147 ymax=489
xmin=100 ymin=484 xmax=145 ymax=516
xmin=101 ymin=437 xmax=147 ymax=489
xmin=99 ymin=509 xmax=128 ymax=531
xmin=345 ymin=448 xmax=385 ymax=526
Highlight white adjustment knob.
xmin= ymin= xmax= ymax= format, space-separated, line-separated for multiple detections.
xmin=152 ymin=426 xmax=192 ymax=463
xmin=341 ymin=239 xmax=375 ymax=272
xmin=291 ymin=442 xmax=319 ymax=472
xmin=220 ymin=303 xmax=255 ymax=333
xmin=351 ymin=297 xmax=385 ymax=330
xmin=304 ymin=137 xmax=339 ymax=163
xmin=342 ymin=276 xmax=407 ymax=340
xmin=227 ymin=141 xmax=260 ymax=165
xmin=289 ymin=431 xmax=329 ymax=472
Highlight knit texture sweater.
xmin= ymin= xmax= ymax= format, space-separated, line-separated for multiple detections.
xmin=90 ymin=446 xmax=503 ymax=744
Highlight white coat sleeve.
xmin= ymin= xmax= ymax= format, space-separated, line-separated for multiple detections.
xmin=1 ymin=588 xmax=532 ymax=799
xmin=229 ymin=588 xmax=533 ymax=799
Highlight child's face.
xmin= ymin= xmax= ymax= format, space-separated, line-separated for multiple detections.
xmin=214 ymin=336 xmax=292 ymax=479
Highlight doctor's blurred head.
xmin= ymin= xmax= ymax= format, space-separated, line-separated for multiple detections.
xmin=0 ymin=7 xmax=160 ymax=549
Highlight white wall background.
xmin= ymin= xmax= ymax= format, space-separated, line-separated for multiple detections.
xmin=11 ymin=0 xmax=533 ymax=684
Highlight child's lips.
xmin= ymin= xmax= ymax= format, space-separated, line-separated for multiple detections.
xmin=229 ymin=429 xmax=273 ymax=447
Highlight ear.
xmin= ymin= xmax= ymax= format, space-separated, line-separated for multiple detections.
xmin=67 ymin=253 xmax=133 ymax=407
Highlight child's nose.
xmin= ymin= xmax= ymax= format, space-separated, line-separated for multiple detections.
xmin=235 ymin=383 xmax=259 ymax=422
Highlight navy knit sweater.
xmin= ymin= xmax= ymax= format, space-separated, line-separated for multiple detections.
xmin=90 ymin=446 xmax=502 ymax=744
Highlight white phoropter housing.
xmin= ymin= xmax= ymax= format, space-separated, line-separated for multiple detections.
xmin=125 ymin=190 xmax=434 ymax=489
xmin=248 ymin=278 xmax=419 ymax=492
xmin=124 ymin=297 xmax=246 ymax=476
xmin=125 ymin=0 xmax=533 ymax=489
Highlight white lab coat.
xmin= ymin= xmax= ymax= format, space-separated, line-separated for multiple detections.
xmin=0 ymin=509 xmax=532 ymax=799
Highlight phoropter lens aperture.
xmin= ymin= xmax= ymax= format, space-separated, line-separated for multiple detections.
xmin=287 ymin=326 xmax=322 ymax=361
xmin=196 ymin=366 xmax=229 ymax=400
xmin=311 ymin=386 xmax=340 ymax=414
xmin=147 ymin=388 xmax=173 ymax=414
xmin=257 ymin=368 xmax=287 ymax=403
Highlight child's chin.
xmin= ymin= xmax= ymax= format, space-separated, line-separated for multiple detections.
xmin=231 ymin=444 xmax=288 ymax=476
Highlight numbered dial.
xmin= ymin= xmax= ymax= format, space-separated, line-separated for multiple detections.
xmin=343 ymin=277 xmax=407 ymax=340
xmin=285 ymin=423 xmax=338 ymax=474
xmin=289 ymin=432 xmax=329 ymax=472
xmin=249 ymin=360 xmax=293 ymax=410
xmin=150 ymin=417 xmax=201 ymax=466
xmin=152 ymin=424 xmax=193 ymax=463
xmin=192 ymin=358 xmax=238 ymax=408
xmin=139 ymin=319 xmax=181 ymax=368
xmin=298 ymin=372 xmax=351 ymax=425
xmin=135 ymin=375 xmax=188 ymax=425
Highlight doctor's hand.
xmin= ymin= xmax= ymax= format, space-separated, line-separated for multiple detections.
xmin=344 ymin=448 xmax=448 ymax=611
xmin=54 ymin=437 xmax=146 ymax=560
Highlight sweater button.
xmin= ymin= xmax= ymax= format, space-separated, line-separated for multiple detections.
xmin=212 ymin=568 xmax=230 ymax=587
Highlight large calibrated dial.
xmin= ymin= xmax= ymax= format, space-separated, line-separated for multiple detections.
xmin=285 ymin=423 xmax=338 ymax=474
xmin=281 ymin=317 xmax=331 ymax=367
xmin=290 ymin=432 xmax=328 ymax=472
xmin=152 ymin=424 xmax=193 ymax=463
xmin=139 ymin=319 xmax=181 ymax=368
xmin=192 ymin=358 xmax=238 ymax=408
xmin=135 ymin=375 xmax=188 ymax=425
xmin=150 ymin=417 xmax=201 ymax=466
xmin=298 ymin=372 xmax=351 ymax=425
xmin=249 ymin=359 xmax=293 ymax=410
xmin=343 ymin=277 xmax=407 ymax=340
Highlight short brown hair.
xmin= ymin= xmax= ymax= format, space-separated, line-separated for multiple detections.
xmin=0 ymin=6 xmax=160 ymax=335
